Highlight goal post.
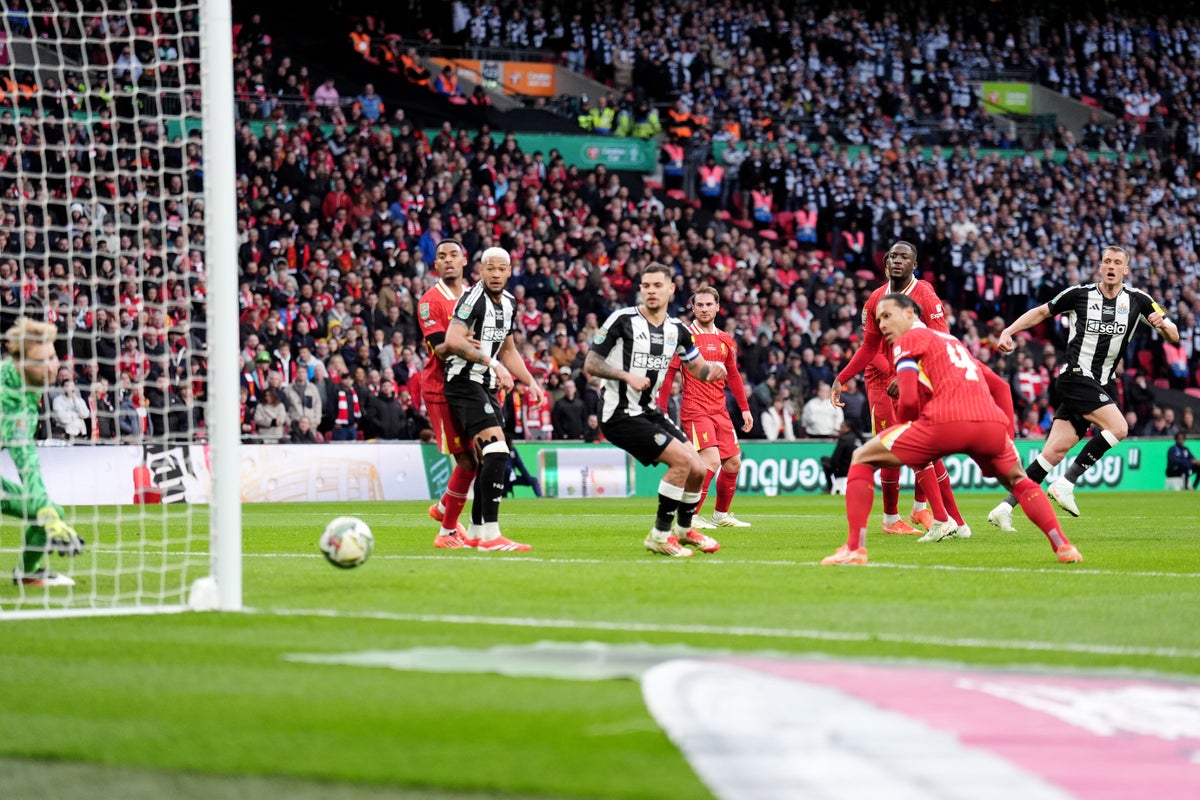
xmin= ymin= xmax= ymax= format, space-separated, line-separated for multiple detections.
xmin=0 ymin=0 xmax=240 ymax=616
xmin=202 ymin=0 xmax=242 ymax=613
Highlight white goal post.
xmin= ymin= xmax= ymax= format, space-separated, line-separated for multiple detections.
xmin=0 ymin=0 xmax=240 ymax=616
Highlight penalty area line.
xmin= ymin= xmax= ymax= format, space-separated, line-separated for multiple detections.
xmin=253 ymin=606 xmax=1200 ymax=660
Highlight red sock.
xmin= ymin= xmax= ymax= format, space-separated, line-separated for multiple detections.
xmin=880 ymin=466 xmax=901 ymax=516
xmin=714 ymin=468 xmax=738 ymax=513
xmin=912 ymin=471 xmax=926 ymax=504
xmin=846 ymin=463 xmax=875 ymax=550
xmin=695 ymin=469 xmax=716 ymax=516
xmin=441 ymin=466 xmax=475 ymax=530
xmin=1013 ymin=477 xmax=1069 ymax=551
xmin=914 ymin=464 xmax=946 ymax=521
xmin=934 ymin=460 xmax=964 ymax=525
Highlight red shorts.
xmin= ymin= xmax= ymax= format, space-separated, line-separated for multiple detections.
xmin=682 ymin=413 xmax=740 ymax=460
xmin=867 ymin=389 xmax=899 ymax=437
xmin=881 ymin=420 xmax=1018 ymax=478
xmin=425 ymin=398 xmax=470 ymax=455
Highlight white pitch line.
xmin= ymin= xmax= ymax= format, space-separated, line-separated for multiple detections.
xmin=241 ymin=552 xmax=1200 ymax=580
xmin=4 ymin=546 xmax=1198 ymax=579
xmin=254 ymin=606 xmax=1200 ymax=660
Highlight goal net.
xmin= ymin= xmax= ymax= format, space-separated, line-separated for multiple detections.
xmin=0 ymin=1 xmax=240 ymax=615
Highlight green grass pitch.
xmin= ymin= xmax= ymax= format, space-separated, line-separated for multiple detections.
xmin=2 ymin=492 xmax=1198 ymax=799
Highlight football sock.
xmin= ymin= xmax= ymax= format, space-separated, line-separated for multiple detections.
xmin=1003 ymin=455 xmax=1053 ymax=507
xmin=676 ymin=490 xmax=701 ymax=531
xmin=656 ymin=479 xmax=684 ymax=532
xmin=1064 ymin=429 xmax=1120 ymax=483
xmin=695 ymin=469 xmax=716 ymax=517
xmin=935 ymin=460 xmax=964 ymax=525
xmin=441 ymin=466 xmax=475 ymax=530
xmin=470 ymin=469 xmax=484 ymax=526
xmin=478 ymin=450 xmax=508 ymax=524
xmin=714 ymin=468 xmax=738 ymax=513
xmin=912 ymin=480 xmax=926 ymax=505
xmin=846 ymin=464 xmax=875 ymax=550
xmin=880 ymin=466 xmax=901 ymax=516
xmin=914 ymin=465 xmax=947 ymax=521
xmin=1013 ymin=477 xmax=1068 ymax=550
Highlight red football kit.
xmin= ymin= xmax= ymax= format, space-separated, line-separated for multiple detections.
xmin=657 ymin=324 xmax=749 ymax=459
xmin=419 ymin=279 xmax=470 ymax=455
xmin=882 ymin=325 xmax=1017 ymax=477
xmin=837 ymin=275 xmax=947 ymax=434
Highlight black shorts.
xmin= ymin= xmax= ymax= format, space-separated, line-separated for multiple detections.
xmin=444 ymin=381 xmax=504 ymax=440
xmin=601 ymin=410 xmax=688 ymax=466
xmin=1052 ymin=372 xmax=1119 ymax=438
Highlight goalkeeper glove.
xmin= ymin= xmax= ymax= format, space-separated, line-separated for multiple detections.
xmin=37 ymin=507 xmax=86 ymax=557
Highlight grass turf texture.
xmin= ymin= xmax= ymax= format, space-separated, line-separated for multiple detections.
xmin=2 ymin=492 xmax=1199 ymax=799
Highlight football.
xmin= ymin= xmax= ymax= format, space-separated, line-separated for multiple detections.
xmin=319 ymin=516 xmax=374 ymax=569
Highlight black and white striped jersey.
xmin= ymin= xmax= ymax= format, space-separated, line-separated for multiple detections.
xmin=444 ymin=283 xmax=516 ymax=391
xmin=1047 ymin=283 xmax=1164 ymax=385
xmin=591 ymin=307 xmax=699 ymax=423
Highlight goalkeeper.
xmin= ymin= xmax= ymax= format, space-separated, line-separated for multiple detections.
xmin=3 ymin=318 xmax=85 ymax=587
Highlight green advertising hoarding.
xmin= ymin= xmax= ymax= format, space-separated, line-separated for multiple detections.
xmin=980 ymin=82 xmax=1033 ymax=114
xmin=514 ymin=438 xmax=1187 ymax=499
xmin=422 ymin=130 xmax=658 ymax=172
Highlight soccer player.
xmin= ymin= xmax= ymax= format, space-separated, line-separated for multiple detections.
xmin=585 ymin=264 xmax=728 ymax=557
xmin=830 ymin=240 xmax=967 ymax=539
xmin=443 ymin=247 xmax=543 ymax=552
xmin=656 ymin=286 xmax=753 ymax=529
xmin=822 ymin=294 xmax=1082 ymax=566
xmin=420 ymin=239 xmax=478 ymax=548
xmin=3 ymin=318 xmax=86 ymax=586
xmin=987 ymin=245 xmax=1179 ymax=530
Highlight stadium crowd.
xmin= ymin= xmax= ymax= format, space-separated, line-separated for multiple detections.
xmin=3 ymin=1 xmax=1200 ymax=449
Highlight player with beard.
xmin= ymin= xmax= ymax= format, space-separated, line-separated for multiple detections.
xmin=823 ymin=294 xmax=1081 ymax=566
xmin=420 ymin=239 xmax=479 ymax=548
xmin=443 ymin=247 xmax=543 ymax=551
xmin=586 ymin=264 xmax=729 ymax=557
xmin=656 ymin=285 xmax=753 ymax=529
xmin=831 ymin=240 xmax=969 ymax=542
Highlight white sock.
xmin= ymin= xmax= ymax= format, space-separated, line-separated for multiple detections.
xmin=650 ymin=528 xmax=671 ymax=543
xmin=467 ymin=523 xmax=485 ymax=541
xmin=883 ymin=513 xmax=901 ymax=524
xmin=437 ymin=500 xmax=447 ymax=514
xmin=479 ymin=521 xmax=501 ymax=542
xmin=438 ymin=527 xmax=457 ymax=537
xmin=912 ymin=501 xmax=927 ymax=512
xmin=712 ymin=510 xmax=728 ymax=520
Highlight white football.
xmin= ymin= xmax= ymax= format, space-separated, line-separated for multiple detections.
xmin=319 ymin=516 xmax=374 ymax=569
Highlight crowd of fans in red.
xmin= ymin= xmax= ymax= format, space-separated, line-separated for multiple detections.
xmin=4 ymin=1 xmax=1200 ymax=447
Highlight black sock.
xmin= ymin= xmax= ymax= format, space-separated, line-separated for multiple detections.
xmin=1004 ymin=457 xmax=1050 ymax=507
xmin=656 ymin=494 xmax=680 ymax=532
xmin=675 ymin=491 xmax=700 ymax=530
xmin=1064 ymin=434 xmax=1114 ymax=483
xmin=478 ymin=451 xmax=508 ymax=524
xmin=471 ymin=470 xmax=484 ymax=526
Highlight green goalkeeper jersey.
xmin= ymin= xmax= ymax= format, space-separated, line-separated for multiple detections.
xmin=0 ymin=358 xmax=51 ymax=504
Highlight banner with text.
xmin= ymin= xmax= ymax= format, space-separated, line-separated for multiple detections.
xmin=12 ymin=438 xmax=1187 ymax=506
xmin=429 ymin=58 xmax=556 ymax=97
xmin=422 ymin=129 xmax=658 ymax=172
